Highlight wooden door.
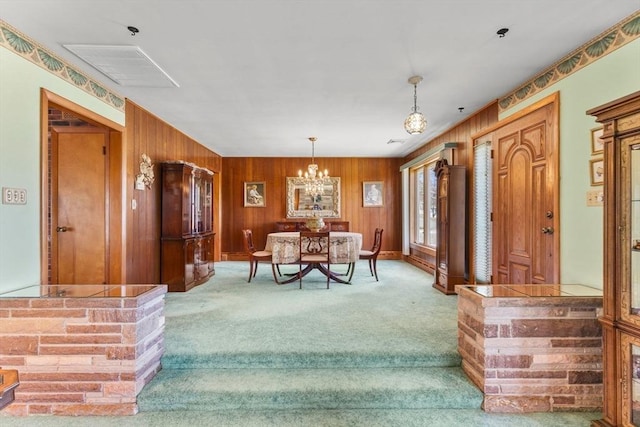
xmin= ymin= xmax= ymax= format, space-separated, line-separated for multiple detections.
xmin=51 ymin=127 xmax=108 ymax=284
xmin=493 ymin=101 xmax=559 ymax=284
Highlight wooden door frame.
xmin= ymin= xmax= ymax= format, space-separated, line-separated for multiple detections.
xmin=469 ymin=91 xmax=560 ymax=283
xmin=40 ymin=89 xmax=125 ymax=285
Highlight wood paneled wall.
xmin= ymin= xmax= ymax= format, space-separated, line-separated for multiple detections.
xmin=221 ymin=157 xmax=403 ymax=257
xmin=401 ymin=101 xmax=499 ymax=273
xmin=124 ymin=101 xmax=222 ymax=284
xmin=122 ymin=99 xmax=497 ymax=282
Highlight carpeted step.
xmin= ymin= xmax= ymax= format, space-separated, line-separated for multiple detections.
xmin=160 ymin=350 xmax=462 ymax=370
xmin=0 ymin=409 xmax=603 ymax=427
xmin=137 ymin=366 xmax=483 ymax=412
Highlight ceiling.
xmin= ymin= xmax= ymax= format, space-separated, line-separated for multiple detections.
xmin=1 ymin=1 xmax=638 ymax=158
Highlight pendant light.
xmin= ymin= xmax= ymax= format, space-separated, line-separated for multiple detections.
xmin=404 ymin=75 xmax=427 ymax=135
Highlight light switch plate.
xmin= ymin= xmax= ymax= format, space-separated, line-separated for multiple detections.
xmin=586 ymin=189 xmax=604 ymax=206
xmin=2 ymin=187 xmax=27 ymax=205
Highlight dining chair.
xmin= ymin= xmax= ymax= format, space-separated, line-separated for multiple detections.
xmin=299 ymin=231 xmax=331 ymax=289
xmin=359 ymin=228 xmax=384 ymax=281
xmin=241 ymin=229 xmax=273 ymax=283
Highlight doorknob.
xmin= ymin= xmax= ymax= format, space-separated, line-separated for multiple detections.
xmin=56 ymin=226 xmax=69 ymax=232
xmin=541 ymin=227 xmax=554 ymax=234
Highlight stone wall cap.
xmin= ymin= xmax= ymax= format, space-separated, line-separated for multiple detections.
xmin=458 ymin=284 xmax=602 ymax=298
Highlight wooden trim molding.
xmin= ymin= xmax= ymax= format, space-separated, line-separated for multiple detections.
xmin=40 ymin=88 xmax=125 ymax=284
xmin=42 ymin=89 xmax=124 ymax=131
xmin=472 ymin=92 xmax=559 ymax=139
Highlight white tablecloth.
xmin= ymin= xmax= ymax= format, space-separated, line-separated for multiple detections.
xmin=265 ymin=232 xmax=362 ymax=264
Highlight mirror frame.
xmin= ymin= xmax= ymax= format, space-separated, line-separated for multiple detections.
xmin=286 ymin=176 xmax=341 ymax=218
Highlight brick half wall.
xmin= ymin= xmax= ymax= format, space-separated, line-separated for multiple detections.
xmin=457 ymin=285 xmax=603 ymax=413
xmin=0 ymin=285 xmax=166 ymax=416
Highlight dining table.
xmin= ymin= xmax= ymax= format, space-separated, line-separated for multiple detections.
xmin=265 ymin=231 xmax=363 ymax=284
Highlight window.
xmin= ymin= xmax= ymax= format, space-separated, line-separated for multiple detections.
xmin=411 ymin=159 xmax=438 ymax=247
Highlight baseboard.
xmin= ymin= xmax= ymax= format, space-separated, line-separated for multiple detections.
xmin=222 ymin=252 xmax=247 ymax=261
xmin=404 ymin=255 xmax=435 ymax=275
xmin=378 ymin=251 xmax=402 ymax=260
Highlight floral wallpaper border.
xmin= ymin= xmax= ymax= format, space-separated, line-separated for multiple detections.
xmin=0 ymin=19 xmax=125 ymax=112
xmin=499 ymin=12 xmax=640 ymax=112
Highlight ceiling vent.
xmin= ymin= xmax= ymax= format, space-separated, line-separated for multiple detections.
xmin=63 ymin=44 xmax=179 ymax=87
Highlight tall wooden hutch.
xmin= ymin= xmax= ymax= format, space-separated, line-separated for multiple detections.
xmin=588 ymin=91 xmax=640 ymax=427
xmin=433 ymin=160 xmax=467 ymax=295
xmin=161 ymin=161 xmax=215 ymax=292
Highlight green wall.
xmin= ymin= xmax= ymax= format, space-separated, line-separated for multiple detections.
xmin=500 ymin=38 xmax=640 ymax=289
xmin=0 ymin=47 xmax=124 ymax=292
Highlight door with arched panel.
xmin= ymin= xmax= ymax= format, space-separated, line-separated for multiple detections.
xmin=492 ymin=97 xmax=559 ymax=285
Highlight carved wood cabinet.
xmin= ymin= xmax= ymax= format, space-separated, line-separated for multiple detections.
xmin=161 ymin=161 xmax=215 ymax=292
xmin=433 ymin=161 xmax=467 ymax=295
xmin=588 ymin=91 xmax=640 ymax=427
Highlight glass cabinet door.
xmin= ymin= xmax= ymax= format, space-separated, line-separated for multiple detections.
xmin=622 ymin=334 xmax=640 ymax=426
xmin=436 ymin=169 xmax=449 ymax=270
xmin=181 ymin=165 xmax=193 ymax=236
xmin=628 ymin=140 xmax=640 ymax=321
xmin=202 ymin=174 xmax=212 ymax=233
xmin=190 ymin=170 xmax=212 ymax=234
xmin=194 ymin=172 xmax=204 ymax=234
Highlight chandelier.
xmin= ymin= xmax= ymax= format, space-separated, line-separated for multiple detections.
xmin=298 ymin=137 xmax=330 ymax=199
xmin=404 ymin=75 xmax=427 ymax=135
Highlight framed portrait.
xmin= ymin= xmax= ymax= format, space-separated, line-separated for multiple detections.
xmin=244 ymin=181 xmax=266 ymax=207
xmin=591 ymin=127 xmax=604 ymax=154
xmin=589 ymin=158 xmax=604 ymax=186
xmin=363 ymin=181 xmax=384 ymax=207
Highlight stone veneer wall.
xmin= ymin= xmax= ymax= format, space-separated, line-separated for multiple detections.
xmin=0 ymin=285 xmax=166 ymax=416
xmin=457 ymin=286 xmax=603 ymax=413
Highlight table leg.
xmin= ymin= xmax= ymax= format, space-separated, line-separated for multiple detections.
xmin=316 ymin=263 xmax=352 ymax=284
xmin=274 ymin=263 xmax=314 ymax=284
xmin=346 ymin=262 xmax=355 ymax=282
xmin=331 ymin=264 xmax=353 ymax=278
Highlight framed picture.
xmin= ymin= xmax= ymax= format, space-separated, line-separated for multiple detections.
xmin=591 ymin=127 xmax=604 ymax=154
xmin=244 ymin=181 xmax=265 ymax=207
xmin=589 ymin=158 xmax=604 ymax=186
xmin=363 ymin=181 xmax=384 ymax=207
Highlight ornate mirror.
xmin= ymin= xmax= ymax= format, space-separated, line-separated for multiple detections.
xmin=286 ymin=177 xmax=341 ymax=218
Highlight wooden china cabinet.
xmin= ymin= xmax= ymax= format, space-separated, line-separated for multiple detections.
xmin=588 ymin=91 xmax=640 ymax=427
xmin=433 ymin=160 xmax=467 ymax=295
xmin=161 ymin=161 xmax=215 ymax=292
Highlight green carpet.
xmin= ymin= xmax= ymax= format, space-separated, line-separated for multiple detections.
xmin=137 ymin=366 xmax=482 ymax=411
xmin=161 ymin=261 xmax=459 ymax=367
xmin=0 ymin=261 xmax=601 ymax=426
